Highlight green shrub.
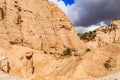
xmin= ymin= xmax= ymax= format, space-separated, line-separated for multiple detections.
xmin=78 ymin=30 xmax=96 ymax=42
xmin=104 ymin=62 xmax=111 ymax=70
xmin=102 ymin=24 xmax=117 ymax=33
xmin=104 ymin=58 xmax=116 ymax=70
xmin=63 ymin=48 xmax=72 ymax=56
xmin=86 ymin=48 xmax=91 ymax=52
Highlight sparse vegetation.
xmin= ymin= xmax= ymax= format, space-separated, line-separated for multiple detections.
xmin=104 ymin=62 xmax=111 ymax=70
xmin=44 ymin=51 xmax=47 ymax=54
xmin=104 ymin=58 xmax=116 ymax=70
xmin=102 ymin=23 xmax=117 ymax=33
xmin=113 ymin=18 xmax=120 ymax=21
xmin=86 ymin=48 xmax=91 ymax=52
xmin=78 ymin=30 xmax=96 ymax=42
xmin=63 ymin=48 xmax=72 ymax=56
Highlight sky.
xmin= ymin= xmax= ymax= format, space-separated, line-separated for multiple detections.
xmin=49 ymin=0 xmax=120 ymax=33
xmin=58 ymin=0 xmax=74 ymax=5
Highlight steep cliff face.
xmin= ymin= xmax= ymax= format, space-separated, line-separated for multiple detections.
xmin=0 ymin=0 xmax=85 ymax=80
xmin=0 ymin=0 xmax=83 ymax=55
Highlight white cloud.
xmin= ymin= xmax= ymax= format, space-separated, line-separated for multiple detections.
xmin=75 ymin=21 xmax=107 ymax=33
xmin=49 ymin=0 xmax=79 ymax=22
xmin=49 ymin=0 xmax=120 ymax=33
xmin=48 ymin=0 xmax=103 ymax=33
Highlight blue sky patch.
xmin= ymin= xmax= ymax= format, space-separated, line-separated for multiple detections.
xmin=58 ymin=0 xmax=74 ymax=5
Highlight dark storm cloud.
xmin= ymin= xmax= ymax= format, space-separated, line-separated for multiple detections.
xmin=68 ymin=0 xmax=120 ymax=27
xmin=49 ymin=0 xmax=120 ymax=33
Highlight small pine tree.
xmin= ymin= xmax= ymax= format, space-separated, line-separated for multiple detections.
xmin=63 ymin=48 xmax=72 ymax=56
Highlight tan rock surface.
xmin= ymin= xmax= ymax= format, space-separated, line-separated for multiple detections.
xmin=85 ymin=72 xmax=120 ymax=80
xmin=82 ymin=19 xmax=120 ymax=50
xmin=0 ymin=71 xmax=27 ymax=80
xmin=0 ymin=0 xmax=85 ymax=79
xmin=0 ymin=0 xmax=84 ymax=55
xmin=2 ymin=43 xmax=119 ymax=80
xmin=0 ymin=0 xmax=120 ymax=80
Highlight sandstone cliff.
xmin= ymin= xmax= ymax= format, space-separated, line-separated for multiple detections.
xmin=78 ymin=18 xmax=120 ymax=50
xmin=0 ymin=0 xmax=85 ymax=80
xmin=0 ymin=0 xmax=120 ymax=80
xmin=0 ymin=0 xmax=84 ymax=55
